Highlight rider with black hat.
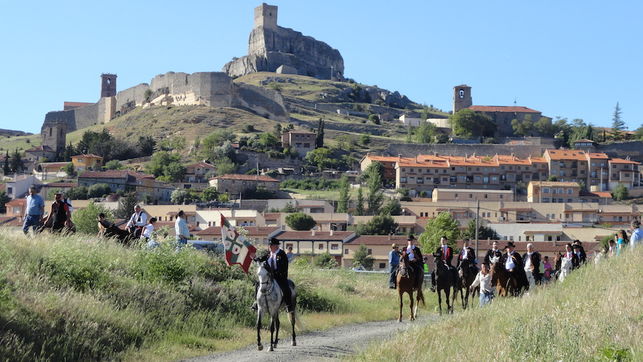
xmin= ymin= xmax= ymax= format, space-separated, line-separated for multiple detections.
xmin=402 ymin=235 xmax=424 ymax=289
xmin=255 ymin=237 xmax=294 ymax=312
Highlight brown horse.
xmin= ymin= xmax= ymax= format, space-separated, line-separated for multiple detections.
xmin=396 ymin=256 xmax=425 ymax=322
xmin=457 ymin=262 xmax=478 ymax=309
xmin=433 ymin=256 xmax=457 ymax=314
xmin=489 ymin=255 xmax=527 ymax=297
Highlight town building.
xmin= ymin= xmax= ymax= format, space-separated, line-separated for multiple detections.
xmin=34 ymin=162 xmax=70 ymax=180
xmin=71 ymin=154 xmax=104 ymax=171
xmin=281 ymin=130 xmax=316 ymax=156
xmin=4 ymin=175 xmax=39 ymax=199
xmin=184 ymin=162 xmax=216 ymax=183
xmin=398 ymin=113 xmax=422 ymax=127
xmin=24 ymin=145 xmax=56 ymax=163
xmin=78 ymin=170 xmax=174 ymax=202
xmin=527 ymin=181 xmax=581 ymax=203
xmin=432 ymin=188 xmax=514 ymax=202
xmin=342 ymin=235 xmax=408 ymax=270
xmin=209 ymin=174 xmax=280 ymax=195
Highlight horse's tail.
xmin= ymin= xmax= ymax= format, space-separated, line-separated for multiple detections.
xmin=417 ymin=288 xmax=426 ymax=307
xmin=288 ymin=309 xmax=304 ymax=331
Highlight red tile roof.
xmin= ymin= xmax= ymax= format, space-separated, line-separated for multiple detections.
xmin=587 ymin=153 xmax=609 ymax=159
xmin=6 ymin=199 xmax=26 ymax=207
xmin=580 ymin=191 xmax=612 ymax=198
xmin=545 ymin=149 xmax=588 ymax=161
xmin=72 ymin=154 xmax=103 ymax=159
xmin=43 ymin=182 xmax=77 ymax=188
xmin=468 ymin=105 xmax=541 ymax=113
xmin=609 ymin=158 xmax=639 ymax=165
xmin=186 ymin=162 xmax=216 ymax=169
xmin=212 ymin=174 xmax=279 ymax=182
xmin=275 ymin=231 xmax=355 ymax=241
xmin=194 ymin=226 xmax=279 ymax=237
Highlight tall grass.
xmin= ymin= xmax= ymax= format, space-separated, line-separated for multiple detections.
xmin=0 ymin=229 xmax=409 ymax=360
xmin=354 ymin=248 xmax=643 ymax=361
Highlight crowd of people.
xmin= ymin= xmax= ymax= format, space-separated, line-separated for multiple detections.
xmin=389 ymin=222 xmax=642 ymax=307
xmin=22 ymin=186 xmax=74 ymax=235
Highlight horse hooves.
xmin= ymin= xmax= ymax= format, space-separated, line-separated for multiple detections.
xmin=268 ymin=346 xmax=274 ymax=352
xmin=257 ymin=345 xmax=263 ymax=351
xmin=398 ymin=318 xmax=402 ymax=323
xmin=292 ymin=341 xmax=297 ymax=346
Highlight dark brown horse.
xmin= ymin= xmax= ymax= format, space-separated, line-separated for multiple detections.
xmin=396 ymin=256 xmax=425 ymax=322
xmin=489 ymin=255 xmax=527 ymax=297
xmin=457 ymin=262 xmax=478 ymax=309
xmin=433 ymin=256 xmax=457 ymax=314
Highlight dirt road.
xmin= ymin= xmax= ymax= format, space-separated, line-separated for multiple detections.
xmin=189 ymin=316 xmax=437 ymax=362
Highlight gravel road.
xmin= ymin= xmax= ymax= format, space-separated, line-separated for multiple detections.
xmin=188 ymin=315 xmax=437 ymax=362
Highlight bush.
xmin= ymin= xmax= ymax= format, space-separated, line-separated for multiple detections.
xmin=71 ymin=202 xmax=112 ymax=234
xmin=133 ymin=243 xmax=197 ymax=283
xmin=87 ymin=183 xmax=111 ymax=198
xmin=285 ymin=212 xmax=317 ymax=231
xmin=313 ymin=252 xmax=337 ymax=269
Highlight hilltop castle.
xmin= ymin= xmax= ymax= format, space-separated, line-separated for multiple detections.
xmin=223 ymin=3 xmax=345 ymax=80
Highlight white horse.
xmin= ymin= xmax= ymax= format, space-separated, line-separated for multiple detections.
xmin=256 ymin=261 xmax=297 ymax=351
xmin=558 ymin=257 xmax=573 ymax=282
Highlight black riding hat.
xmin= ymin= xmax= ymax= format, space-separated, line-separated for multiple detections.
xmin=505 ymin=242 xmax=516 ymax=249
xmin=269 ymin=238 xmax=280 ymax=246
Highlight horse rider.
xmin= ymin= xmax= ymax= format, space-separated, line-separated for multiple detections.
xmin=388 ymin=243 xmax=400 ymax=289
xmin=431 ymin=236 xmax=454 ymax=291
xmin=484 ymin=240 xmax=503 ymax=266
xmin=503 ymin=242 xmax=528 ymax=289
xmin=125 ymin=205 xmax=148 ymax=239
xmin=573 ymin=243 xmax=586 ymax=266
xmin=254 ymin=238 xmax=294 ymax=312
xmin=563 ymin=243 xmax=580 ymax=269
xmin=522 ymin=243 xmax=542 ymax=288
xmin=402 ymin=235 xmax=423 ymax=289
xmin=456 ymin=238 xmax=478 ymax=274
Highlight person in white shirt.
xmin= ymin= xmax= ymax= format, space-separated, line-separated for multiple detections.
xmin=630 ymin=220 xmax=642 ymax=250
xmin=142 ymin=217 xmax=158 ymax=248
xmin=126 ymin=205 xmax=148 ymax=238
xmin=522 ymin=243 xmax=541 ymax=289
xmin=174 ymin=210 xmax=190 ymax=249
xmin=470 ymin=263 xmax=494 ymax=306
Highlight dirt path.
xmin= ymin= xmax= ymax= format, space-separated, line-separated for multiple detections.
xmin=189 ymin=315 xmax=437 ymax=362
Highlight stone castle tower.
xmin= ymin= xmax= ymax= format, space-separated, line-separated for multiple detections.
xmin=101 ymin=74 xmax=117 ymax=97
xmin=453 ymin=84 xmax=472 ymax=113
xmin=42 ymin=121 xmax=67 ymax=154
xmin=254 ymin=3 xmax=277 ymax=29
xmin=100 ymin=74 xmax=117 ymax=122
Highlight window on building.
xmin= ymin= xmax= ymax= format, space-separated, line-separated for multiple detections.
xmin=379 ymin=263 xmax=386 ymax=269
xmin=547 ymin=236 xmax=553 ymax=241
xmin=344 ymin=248 xmax=349 ymax=254
xmin=318 ymin=244 xmax=324 ymax=250
xmin=331 ymin=244 xmax=339 ymax=250
xmin=367 ymin=248 xmax=373 ymax=255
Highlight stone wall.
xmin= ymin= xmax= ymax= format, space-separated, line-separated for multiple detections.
xmin=596 ymin=141 xmax=643 ymax=162
xmin=385 ymin=143 xmax=549 ymax=158
xmin=116 ymin=83 xmax=150 ymax=110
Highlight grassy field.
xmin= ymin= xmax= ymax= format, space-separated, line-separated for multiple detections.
xmin=0 ymin=133 xmax=41 ymax=153
xmin=353 ymin=247 xmax=643 ymax=361
xmin=0 ymin=229 xmax=429 ymax=361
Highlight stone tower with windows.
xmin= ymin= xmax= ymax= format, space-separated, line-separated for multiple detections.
xmin=101 ymin=73 xmax=117 ymax=97
xmin=453 ymin=84 xmax=472 ymax=113
xmin=41 ymin=121 xmax=67 ymax=154
xmin=254 ymin=3 xmax=278 ymax=29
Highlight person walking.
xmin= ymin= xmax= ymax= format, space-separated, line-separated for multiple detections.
xmin=388 ymin=244 xmax=400 ymax=289
xmin=522 ymin=243 xmax=541 ymax=288
xmin=126 ymin=205 xmax=148 ymax=239
xmin=142 ymin=217 xmax=158 ymax=248
xmin=174 ymin=210 xmax=190 ymax=249
xmin=286 ymin=246 xmax=295 ymax=263
xmin=23 ymin=186 xmax=45 ymax=235
xmin=43 ymin=192 xmax=72 ymax=233
xmin=615 ymin=230 xmax=627 ymax=256
xmin=629 ymin=220 xmax=642 ymax=250
xmin=542 ymin=256 xmax=553 ymax=282
xmin=470 ymin=263 xmax=495 ymax=307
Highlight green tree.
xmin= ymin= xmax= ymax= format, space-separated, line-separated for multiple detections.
xmin=511 ymin=118 xmax=533 ymax=136
xmin=547 ymin=176 xmax=558 ymax=182
xmin=418 ymin=212 xmax=460 ymax=253
xmin=360 ymin=134 xmax=371 ymax=146
xmin=612 ymin=184 xmax=628 ymax=201
xmin=257 ymin=133 xmax=280 ymax=150
xmin=171 ymin=189 xmax=200 ymax=205
xmin=285 ymin=212 xmax=317 ymax=231
xmin=315 ymin=118 xmax=325 ymax=148
xmin=337 ymin=175 xmax=350 ymax=213
xmin=353 ymin=244 xmax=374 ymax=270
xmin=0 ymin=191 xmax=9 ymax=213
xmin=104 ymin=160 xmax=123 ymax=170
xmin=137 ymin=136 xmax=156 ymax=156
xmin=115 ymin=192 xmax=138 ymax=219
xmin=201 ymin=187 xmax=219 ymax=202
xmin=146 ymin=151 xmax=186 ymax=182
xmin=66 ymin=186 xmax=88 ymax=200
xmin=200 ymin=130 xmax=235 ymax=160
xmin=305 ymin=147 xmax=333 ymax=172
xmin=273 ymin=123 xmax=283 ymax=139
xmin=413 ymin=122 xmax=438 ymax=143
xmin=380 ymin=198 xmax=402 ymax=216
xmin=449 ymin=109 xmax=496 ymax=138
xmin=313 ymin=252 xmax=337 ymax=268
xmin=214 ymin=159 xmax=236 ymax=176
xmin=356 ymin=215 xmax=399 ymax=235
xmin=534 ymin=117 xmax=556 ymax=136
xmin=355 ymin=187 xmax=365 ymax=216
xmin=3 ymin=150 xmax=9 ymax=174
xmin=612 ymin=102 xmax=625 ymax=132
xmin=461 ymin=220 xmax=499 ymax=241
xmin=62 ymin=163 xmax=76 ymax=177
xmin=71 ymin=202 xmax=112 ymax=234
xmin=87 ymin=183 xmax=111 ymax=198
xmin=366 ymin=162 xmax=384 ymax=215
xmin=10 ymin=149 xmax=23 ymax=173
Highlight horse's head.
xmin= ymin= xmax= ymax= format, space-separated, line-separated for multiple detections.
xmin=398 ymin=256 xmax=410 ymax=277
xmin=256 ymin=261 xmax=273 ymax=293
xmin=490 ymin=255 xmax=500 ymax=265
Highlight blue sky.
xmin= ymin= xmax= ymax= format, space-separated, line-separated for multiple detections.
xmin=0 ymin=0 xmax=641 ymax=133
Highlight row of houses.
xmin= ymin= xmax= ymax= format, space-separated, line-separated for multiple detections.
xmin=361 ymin=149 xmax=641 ymax=195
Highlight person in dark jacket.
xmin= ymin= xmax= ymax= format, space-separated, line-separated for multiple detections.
xmin=563 ymin=243 xmax=580 ymax=269
xmin=522 ymin=243 xmax=542 ymax=287
xmin=484 ymin=240 xmax=503 ymax=265
xmin=456 ymin=238 xmax=477 ymax=270
xmin=255 ymin=238 xmax=293 ymax=312
xmin=431 ymin=236 xmax=454 ymax=291
xmin=44 ymin=193 xmax=72 ymax=232
xmin=402 ymin=235 xmax=423 ymax=289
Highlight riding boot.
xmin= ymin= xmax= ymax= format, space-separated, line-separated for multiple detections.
xmin=430 ymin=271 xmax=436 ymax=292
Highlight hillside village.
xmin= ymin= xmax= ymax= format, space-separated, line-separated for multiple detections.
xmin=2 ymin=3 xmax=643 ymax=270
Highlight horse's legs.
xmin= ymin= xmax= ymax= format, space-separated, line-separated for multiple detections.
xmin=290 ymin=310 xmax=297 ymax=346
xmin=408 ymin=291 xmax=414 ymax=321
xmin=274 ymin=314 xmax=280 ymax=347
xmin=268 ymin=316 xmax=275 ymax=352
xmin=437 ymin=289 xmax=443 ymax=315
xmin=398 ymin=291 xmax=403 ymax=322
xmin=256 ymin=310 xmax=263 ymax=351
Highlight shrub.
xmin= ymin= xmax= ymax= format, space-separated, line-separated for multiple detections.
xmin=87 ymin=183 xmax=111 ymax=198
xmin=285 ymin=212 xmax=317 ymax=231
xmin=71 ymin=202 xmax=112 ymax=235
xmin=313 ymin=252 xmax=337 ymax=269
xmin=133 ymin=243 xmax=196 ymax=283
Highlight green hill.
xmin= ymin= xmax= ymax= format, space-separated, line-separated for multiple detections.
xmin=354 ymin=248 xmax=643 ymax=361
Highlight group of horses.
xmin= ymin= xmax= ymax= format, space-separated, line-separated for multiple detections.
xmin=395 ymin=252 xmax=575 ymax=321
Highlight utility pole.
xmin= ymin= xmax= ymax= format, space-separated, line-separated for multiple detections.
xmin=475 ymin=199 xmax=480 ymax=258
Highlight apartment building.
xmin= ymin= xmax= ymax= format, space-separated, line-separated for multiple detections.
xmin=432 ymin=188 xmax=514 ymax=202
xmin=527 ymin=181 xmax=581 ymax=203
